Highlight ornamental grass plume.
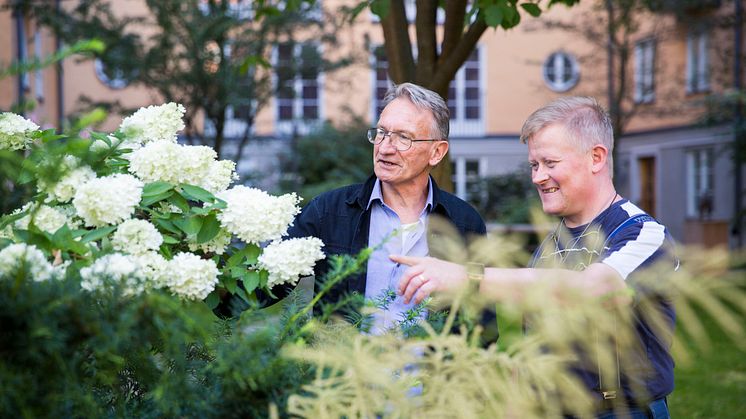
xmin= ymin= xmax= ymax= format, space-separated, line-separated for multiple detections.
xmin=0 ymin=112 xmax=39 ymax=150
xmin=72 ymin=174 xmax=144 ymax=227
xmin=284 ymin=215 xmax=746 ymax=419
xmin=258 ymin=237 xmax=325 ymax=288
xmin=216 ymin=186 xmax=301 ymax=244
xmin=118 ymin=102 xmax=185 ymax=144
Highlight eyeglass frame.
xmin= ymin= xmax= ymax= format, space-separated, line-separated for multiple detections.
xmin=366 ymin=127 xmax=447 ymax=151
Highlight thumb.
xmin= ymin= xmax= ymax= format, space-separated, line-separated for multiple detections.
xmin=389 ymin=254 xmax=424 ymax=266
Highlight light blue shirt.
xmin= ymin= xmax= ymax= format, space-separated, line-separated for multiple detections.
xmin=365 ymin=178 xmax=433 ymax=335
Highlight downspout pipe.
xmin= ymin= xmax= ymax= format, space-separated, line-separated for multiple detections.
xmin=14 ymin=6 xmax=26 ymax=114
xmin=734 ymin=0 xmax=743 ymax=249
xmin=55 ymin=0 xmax=64 ymax=129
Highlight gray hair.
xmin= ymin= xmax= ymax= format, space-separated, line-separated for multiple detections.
xmin=381 ymin=82 xmax=450 ymax=140
xmin=520 ymin=96 xmax=614 ymax=174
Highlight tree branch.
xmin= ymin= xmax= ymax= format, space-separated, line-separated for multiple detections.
xmin=431 ymin=18 xmax=486 ymax=97
xmin=414 ymin=0 xmax=438 ymax=84
xmin=381 ymin=0 xmax=415 ymax=83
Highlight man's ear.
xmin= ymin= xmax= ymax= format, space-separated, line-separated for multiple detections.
xmin=590 ymin=144 xmax=609 ymax=174
xmin=429 ymin=141 xmax=449 ymax=166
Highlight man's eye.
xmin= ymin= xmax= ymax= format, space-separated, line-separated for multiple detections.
xmin=545 ymin=160 xmax=557 ymax=168
xmin=397 ymin=133 xmax=414 ymax=142
xmin=528 ymin=162 xmax=538 ymax=170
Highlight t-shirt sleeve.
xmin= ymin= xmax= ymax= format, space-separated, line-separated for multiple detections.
xmin=601 ymin=220 xmax=667 ymax=281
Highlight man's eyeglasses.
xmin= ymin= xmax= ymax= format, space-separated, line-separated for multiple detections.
xmin=366 ymin=127 xmax=445 ymax=151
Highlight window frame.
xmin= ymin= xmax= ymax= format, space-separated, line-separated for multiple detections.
xmin=542 ymin=51 xmax=580 ymax=93
xmin=634 ymin=38 xmax=656 ymax=104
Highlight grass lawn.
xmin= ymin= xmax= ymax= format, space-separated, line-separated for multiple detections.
xmin=669 ymin=307 xmax=746 ymax=418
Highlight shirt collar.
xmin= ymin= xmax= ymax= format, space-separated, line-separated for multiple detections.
xmin=366 ymin=178 xmax=434 ymax=214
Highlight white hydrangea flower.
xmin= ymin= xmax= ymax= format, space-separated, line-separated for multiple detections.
xmin=38 ymin=156 xmax=97 ymax=203
xmin=79 ymin=253 xmax=146 ymax=296
xmin=13 ymin=202 xmax=69 ymax=234
xmin=0 ymin=112 xmax=39 ymax=150
xmin=119 ymin=102 xmax=185 ymax=145
xmin=203 ymin=159 xmax=238 ymax=194
xmin=132 ymin=251 xmax=169 ymax=289
xmin=164 ymin=252 xmax=219 ymax=300
xmin=73 ymin=174 xmax=144 ymax=227
xmin=0 ymin=243 xmax=59 ymax=282
xmin=258 ymin=237 xmax=325 ymax=288
xmin=187 ymin=228 xmax=232 ymax=255
xmin=112 ymin=219 xmax=163 ymax=255
xmin=216 ymin=186 xmax=301 ymax=244
xmin=128 ymin=140 xmax=182 ymax=184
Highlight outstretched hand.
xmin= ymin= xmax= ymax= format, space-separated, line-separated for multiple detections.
xmin=390 ymin=255 xmax=468 ymax=305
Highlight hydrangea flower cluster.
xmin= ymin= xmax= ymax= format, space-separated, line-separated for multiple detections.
xmin=164 ymin=252 xmax=219 ymax=300
xmin=258 ymin=237 xmax=325 ymax=288
xmin=73 ymin=174 xmax=144 ymax=227
xmin=217 ymin=186 xmax=301 ymax=244
xmin=133 ymin=252 xmax=169 ymax=289
xmin=12 ymin=203 xmax=69 ymax=234
xmin=38 ymin=156 xmax=97 ymax=203
xmin=0 ymin=243 xmax=60 ymax=282
xmin=0 ymin=112 xmax=39 ymax=151
xmin=128 ymin=141 xmax=237 ymax=193
xmin=118 ymin=102 xmax=185 ymax=144
xmin=112 ymin=219 xmax=164 ymax=255
xmin=80 ymin=253 xmax=146 ymax=296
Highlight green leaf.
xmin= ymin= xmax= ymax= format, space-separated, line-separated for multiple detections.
xmin=369 ymin=0 xmax=390 ymax=19
xmin=224 ymin=275 xmax=238 ymax=294
xmin=81 ymin=225 xmax=117 ymax=243
xmin=153 ymin=219 xmax=181 ymax=235
xmin=161 ymin=234 xmax=179 ymax=244
xmin=501 ymin=5 xmax=521 ymax=28
xmin=141 ymin=190 xmax=174 ymax=207
xmin=196 ymin=213 xmax=221 ymax=244
xmin=167 ymin=193 xmax=190 ymax=213
xmin=520 ymin=3 xmax=542 ymax=17
xmin=258 ymin=269 xmax=269 ymax=289
xmin=142 ymin=181 xmax=174 ymax=197
xmin=204 ymin=291 xmax=220 ymax=309
xmin=242 ymin=270 xmax=260 ymax=294
xmin=179 ymin=184 xmax=216 ymax=203
xmin=244 ymin=244 xmax=260 ymax=265
xmin=173 ymin=215 xmax=203 ymax=237
xmin=483 ymin=4 xmax=504 ymax=27
xmin=51 ymin=224 xmax=88 ymax=255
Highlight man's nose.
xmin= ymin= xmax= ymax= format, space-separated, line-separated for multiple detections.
xmin=532 ymin=166 xmax=549 ymax=184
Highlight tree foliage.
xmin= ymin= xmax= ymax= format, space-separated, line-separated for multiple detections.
xmin=11 ymin=0 xmax=352 ymax=164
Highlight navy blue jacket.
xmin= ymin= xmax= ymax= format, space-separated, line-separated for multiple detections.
xmin=286 ymin=175 xmax=486 ymax=306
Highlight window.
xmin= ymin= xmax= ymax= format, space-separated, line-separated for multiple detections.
xmin=94 ymin=37 xmax=139 ymax=89
xmin=542 ymin=51 xmax=579 ymax=93
xmin=275 ymin=43 xmax=322 ymax=132
xmin=370 ymin=0 xmax=445 ymax=23
xmin=686 ymin=30 xmax=709 ymax=94
xmin=452 ymin=157 xmax=485 ymax=201
xmin=686 ymin=148 xmax=714 ymax=219
xmin=634 ymin=39 xmax=656 ymax=104
xmin=448 ymin=48 xmax=483 ymax=136
xmin=371 ymin=46 xmax=392 ymax=120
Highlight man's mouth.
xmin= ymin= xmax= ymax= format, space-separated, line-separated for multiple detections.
xmin=378 ymin=159 xmax=399 ymax=167
xmin=541 ymin=187 xmax=559 ymax=193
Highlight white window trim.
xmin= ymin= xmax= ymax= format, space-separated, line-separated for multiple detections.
xmin=449 ymin=46 xmax=485 ymax=137
xmin=273 ymin=43 xmax=324 ymax=136
xmin=369 ymin=45 xmax=393 ymax=123
xmin=542 ymin=51 xmax=580 ymax=93
xmin=634 ymin=38 xmax=656 ymax=104
xmin=453 ymin=156 xmax=487 ymax=200
xmin=370 ymin=0 xmax=445 ymax=24
xmin=686 ymin=30 xmax=710 ymax=94
xmin=686 ymin=148 xmax=714 ymax=218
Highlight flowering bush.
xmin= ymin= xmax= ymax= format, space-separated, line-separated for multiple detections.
xmin=0 ymin=104 xmax=324 ymax=306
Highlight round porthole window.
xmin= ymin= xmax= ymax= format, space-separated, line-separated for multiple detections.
xmin=543 ymin=51 xmax=579 ymax=92
xmin=94 ymin=40 xmax=139 ymax=90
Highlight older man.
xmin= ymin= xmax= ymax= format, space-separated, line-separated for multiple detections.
xmin=286 ymin=82 xmax=485 ymax=334
xmin=393 ymin=97 xmax=676 ymax=417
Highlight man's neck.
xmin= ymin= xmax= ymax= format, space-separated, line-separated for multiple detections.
xmin=565 ymin=184 xmax=620 ymax=228
xmin=380 ymin=177 xmax=430 ymax=224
